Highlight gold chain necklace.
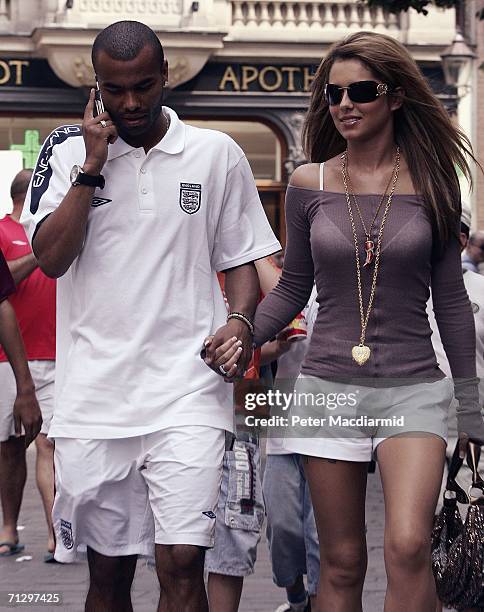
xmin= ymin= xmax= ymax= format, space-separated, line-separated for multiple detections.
xmin=345 ymin=161 xmax=395 ymax=267
xmin=341 ymin=147 xmax=400 ymax=366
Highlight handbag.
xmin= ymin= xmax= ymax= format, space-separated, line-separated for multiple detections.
xmin=431 ymin=440 xmax=484 ymax=610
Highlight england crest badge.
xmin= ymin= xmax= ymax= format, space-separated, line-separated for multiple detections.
xmin=179 ymin=182 xmax=201 ymax=214
xmin=60 ymin=519 xmax=74 ymax=549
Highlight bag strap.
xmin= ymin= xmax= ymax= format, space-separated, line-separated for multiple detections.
xmin=445 ymin=441 xmax=467 ymax=504
xmin=445 ymin=440 xmax=484 ymax=505
xmin=466 ymin=442 xmax=484 ymax=504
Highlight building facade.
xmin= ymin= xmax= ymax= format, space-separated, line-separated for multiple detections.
xmin=0 ymin=0 xmax=476 ymax=236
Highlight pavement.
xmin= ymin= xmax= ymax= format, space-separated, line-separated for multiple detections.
xmin=0 ymin=446 xmax=451 ymax=612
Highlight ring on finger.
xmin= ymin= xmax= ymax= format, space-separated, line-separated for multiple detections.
xmin=100 ymin=119 xmax=107 ymax=128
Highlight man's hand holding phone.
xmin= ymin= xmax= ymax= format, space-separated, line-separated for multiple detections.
xmin=82 ymin=87 xmax=118 ymax=176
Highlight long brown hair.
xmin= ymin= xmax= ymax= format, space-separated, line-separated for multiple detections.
xmin=302 ymin=31 xmax=477 ymax=243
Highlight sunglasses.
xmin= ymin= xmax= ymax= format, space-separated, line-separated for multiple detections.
xmin=324 ymin=81 xmax=389 ymax=105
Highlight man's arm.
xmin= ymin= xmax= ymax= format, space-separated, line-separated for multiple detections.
xmin=224 ymin=262 xmax=259 ymax=320
xmin=0 ymin=298 xmax=41 ymax=447
xmin=32 ymin=181 xmax=96 ymax=278
xmin=7 ymin=254 xmax=38 ymax=286
xmin=204 ymin=262 xmax=259 ymax=379
xmin=32 ymin=89 xmax=117 ymax=278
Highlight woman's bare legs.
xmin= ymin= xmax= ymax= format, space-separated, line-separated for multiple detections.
xmin=377 ymin=434 xmax=446 ymax=612
xmin=304 ymin=457 xmax=369 ymax=612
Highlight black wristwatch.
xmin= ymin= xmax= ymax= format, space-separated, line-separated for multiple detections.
xmin=70 ymin=165 xmax=105 ymax=189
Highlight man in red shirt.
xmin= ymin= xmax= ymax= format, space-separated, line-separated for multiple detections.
xmin=0 ymin=170 xmax=56 ymax=560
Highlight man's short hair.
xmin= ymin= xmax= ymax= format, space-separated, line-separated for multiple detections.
xmin=469 ymin=231 xmax=484 ymax=246
xmin=92 ymin=21 xmax=164 ymax=71
xmin=10 ymin=169 xmax=32 ymax=201
xmin=461 ymin=222 xmax=470 ymax=239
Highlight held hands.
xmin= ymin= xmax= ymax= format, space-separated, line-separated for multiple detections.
xmin=82 ymin=88 xmax=118 ymax=175
xmin=13 ymin=387 xmax=42 ymax=448
xmin=202 ymin=319 xmax=253 ymax=382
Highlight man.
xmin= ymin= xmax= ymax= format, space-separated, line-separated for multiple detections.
xmin=462 ymin=229 xmax=484 ymax=274
xmin=0 ymin=170 xmax=56 ymax=560
xmin=23 ymin=20 xmax=280 ymax=612
xmin=0 ymin=247 xmax=41 ymax=556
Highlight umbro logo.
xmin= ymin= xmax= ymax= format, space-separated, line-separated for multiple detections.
xmin=202 ymin=511 xmax=216 ymax=519
xmin=91 ymin=197 xmax=112 ymax=207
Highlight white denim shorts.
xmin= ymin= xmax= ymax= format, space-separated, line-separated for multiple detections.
xmin=281 ymin=375 xmax=453 ymax=462
xmin=0 ymin=360 xmax=55 ymax=441
xmin=52 ymin=425 xmax=225 ymax=562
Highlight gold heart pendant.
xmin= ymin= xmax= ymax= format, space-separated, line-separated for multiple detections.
xmin=352 ymin=344 xmax=371 ymax=366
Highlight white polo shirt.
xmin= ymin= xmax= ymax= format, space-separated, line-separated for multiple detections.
xmin=22 ymin=107 xmax=281 ymax=439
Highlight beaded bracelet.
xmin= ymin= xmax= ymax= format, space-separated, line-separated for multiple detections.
xmin=227 ymin=312 xmax=254 ymax=335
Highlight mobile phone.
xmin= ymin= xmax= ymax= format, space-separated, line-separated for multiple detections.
xmin=94 ymin=78 xmax=105 ymax=117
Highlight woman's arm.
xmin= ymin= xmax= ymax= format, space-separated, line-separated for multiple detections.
xmin=431 ymin=233 xmax=484 ymax=445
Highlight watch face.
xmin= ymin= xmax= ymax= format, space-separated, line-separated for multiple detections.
xmin=70 ymin=165 xmax=81 ymax=184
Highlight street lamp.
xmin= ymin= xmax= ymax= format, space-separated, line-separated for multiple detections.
xmin=441 ymin=32 xmax=476 ymax=93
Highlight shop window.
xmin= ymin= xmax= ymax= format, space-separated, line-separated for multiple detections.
xmin=0 ymin=116 xmax=83 ymax=169
xmin=186 ymin=119 xmax=285 ymax=242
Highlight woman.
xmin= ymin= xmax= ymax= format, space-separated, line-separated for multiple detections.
xmin=250 ymin=32 xmax=484 ymax=612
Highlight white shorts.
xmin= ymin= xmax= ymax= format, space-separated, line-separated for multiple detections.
xmin=282 ymin=376 xmax=453 ymax=462
xmin=0 ymin=360 xmax=55 ymax=442
xmin=52 ymin=425 xmax=225 ymax=563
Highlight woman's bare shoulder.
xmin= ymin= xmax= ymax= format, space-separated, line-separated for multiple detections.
xmin=289 ymin=163 xmax=320 ymax=189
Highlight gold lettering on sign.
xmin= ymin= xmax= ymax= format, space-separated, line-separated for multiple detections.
xmin=0 ymin=60 xmax=11 ymax=86
xmin=259 ymin=66 xmax=283 ymax=92
xmin=219 ymin=66 xmax=240 ymax=91
xmin=9 ymin=60 xmax=29 ymax=85
xmin=303 ymin=67 xmax=315 ymax=92
xmin=241 ymin=66 xmax=258 ymax=91
xmin=218 ymin=65 xmax=315 ymax=93
xmin=281 ymin=66 xmax=299 ymax=92
xmin=0 ymin=60 xmax=30 ymax=86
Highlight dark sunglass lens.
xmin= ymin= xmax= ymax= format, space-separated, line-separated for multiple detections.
xmin=349 ymin=81 xmax=379 ymax=103
xmin=326 ymin=84 xmax=343 ymax=105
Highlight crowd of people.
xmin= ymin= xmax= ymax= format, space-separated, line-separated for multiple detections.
xmin=0 ymin=19 xmax=483 ymax=612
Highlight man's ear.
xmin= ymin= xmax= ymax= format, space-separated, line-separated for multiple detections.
xmin=459 ymin=232 xmax=468 ymax=250
xmin=390 ymin=87 xmax=404 ymax=111
xmin=162 ymin=59 xmax=169 ymax=86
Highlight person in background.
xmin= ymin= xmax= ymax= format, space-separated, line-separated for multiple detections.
xmin=461 ymin=230 xmax=484 ymax=274
xmin=204 ymin=273 xmax=265 ymax=612
xmin=0 ymin=170 xmax=55 ymax=560
xmin=0 ymin=246 xmax=41 ymax=556
xmin=257 ymin=257 xmax=319 ymax=612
